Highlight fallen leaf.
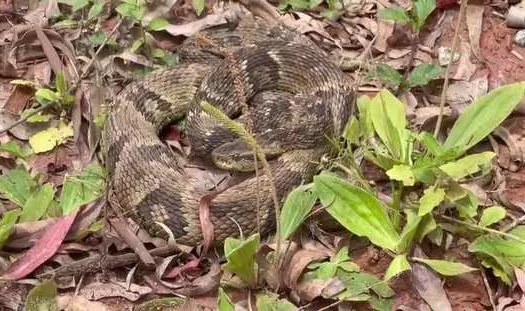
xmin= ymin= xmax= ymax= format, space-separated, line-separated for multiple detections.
xmin=465 ymin=0 xmax=484 ymax=61
xmin=56 ymin=295 xmax=109 ymax=311
xmin=78 ymin=281 xmax=152 ymax=301
xmin=283 ymin=249 xmax=331 ymax=290
xmin=25 ymin=280 xmax=59 ymax=311
xmin=1 ymin=211 xmax=77 ymax=280
xmin=29 ymin=122 xmax=74 ymax=153
xmin=411 ymin=247 xmax=452 ymax=311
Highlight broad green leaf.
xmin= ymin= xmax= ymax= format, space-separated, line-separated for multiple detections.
xmin=369 ymin=90 xmax=410 ymax=163
xmin=413 ymin=258 xmax=477 ymax=276
xmin=29 ymin=122 xmax=74 ymax=153
xmin=408 ymin=64 xmax=441 ymax=87
xmin=256 ymin=294 xmax=296 ymax=311
xmin=59 ymin=163 xmax=105 ymax=215
xmin=0 ymin=141 xmax=32 ymax=158
xmin=116 ymin=2 xmax=145 ymax=20
xmin=0 ymin=168 xmax=36 ymax=207
xmin=444 ymin=83 xmax=525 ymax=154
xmin=334 ymin=246 xmax=351 ymax=263
xmin=469 ymin=226 xmax=525 ymax=284
xmin=344 ymin=116 xmax=361 ymax=144
xmin=384 ymin=254 xmax=411 ymax=281
xmin=455 ymin=191 xmax=479 ymax=218
xmin=316 ymin=262 xmax=338 ymax=280
xmin=224 ymin=234 xmax=260 ymax=285
xmin=0 ymin=209 xmax=21 ymax=249
xmin=357 ymin=95 xmax=374 ymax=138
xmin=35 ymin=88 xmax=59 ymax=103
xmin=418 ymin=131 xmax=442 ymax=156
xmin=337 ymin=270 xmax=395 ymax=299
xmin=415 ymin=214 xmax=437 ymax=243
xmin=71 ymin=0 xmax=90 ymax=11
xmin=375 ymin=64 xmax=403 ymax=89
xmin=21 ymin=110 xmax=53 ymax=123
xmin=55 ymin=73 xmax=68 ymax=95
xmin=378 ymin=7 xmax=412 ymax=25
xmin=479 ymin=206 xmax=506 ymax=228
xmin=148 ymin=18 xmax=170 ymax=31
xmin=418 ymin=187 xmax=445 ymax=216
xmin=314 ymin=173 xmax=399 ymax=251
xmin=414 ymin=0 xmax=436 ymax=32
xmin=439 ymin=152 xmax=495 ymax=181
xmin=192 ymin=0 xmax=206 ymax=16
xmin=20 ymin=184 xmax=55 ymax=222
xmin=88 ymin=0 xmax=105 ymax=19
xmin=24 ymin=280 xmax=59 ymax=311
xmin=218 ymin=288 xmax=235 ymax=311
xmin=386 ymin=164 xmax=414 ymax=186
xmin=280 ymin=185 xmax=317 ymax=239
xmin=339 ymin=261 xmax=360 ymax=273
xmin=396 ymin=209 xmax=421 ymax=253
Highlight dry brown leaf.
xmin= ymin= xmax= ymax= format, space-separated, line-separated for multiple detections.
xmin=412 ymin=247 xmax=452 ymax=311
xmin=165 ymin=6 xmax=242 ymax=37
xmin=57 ymin=295 xmax=109 ymax=311
xmin=79 ymin=281 xmax=152 ymax=301
xmin=3 ymin=85 xmax=32 ymax=114
xmin=295 ymin=278 xmax=345 ymax=302
xmin=452 ymin=41 xmax=477 ymax=81
xmin=373 ymin=18 xmax=394 ymax=53
xmin=465 ymin=0 xmax=484 ymax=61
xmin=283 ymin=249 xmax=331 ymax=290
xmin=109 ymin=218 xmax=156 ymax=267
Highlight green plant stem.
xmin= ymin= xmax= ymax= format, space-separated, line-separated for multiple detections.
xmin=200 ymin=101 xmax=283 ymax=263
xmin=392 ymin=182 xmax=404 ymax=229
xmin=433 ymin=1 xmax=468 ymax=138
xmin=440 ymin=215 xmax=525 ymax=245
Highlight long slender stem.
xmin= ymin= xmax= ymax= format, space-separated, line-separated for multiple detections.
xmin=433 ymin=1 xmax=469 ymax=137
xmin=440 ymin=215 xmax=525 ymax=244
xmin=392 ymin=182 xmax=404 ymax=229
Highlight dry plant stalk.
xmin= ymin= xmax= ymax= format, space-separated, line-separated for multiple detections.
xmin=196 ymin=33 xmax=283 ymax=263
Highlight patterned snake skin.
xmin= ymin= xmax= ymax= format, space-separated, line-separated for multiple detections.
xmin=102 ymin=17 xmax=355 ymax=245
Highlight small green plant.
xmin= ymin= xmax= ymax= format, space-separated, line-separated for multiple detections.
xmin=279 ymin=0 xmax=345 ymax=20
xmin=373 ymin=0 xmax=441 ymax=92
xmin=276 ymin=82 xmax=525 ymax=307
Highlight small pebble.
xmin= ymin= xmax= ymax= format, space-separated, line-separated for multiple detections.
xmin=515 ymin=29 xmax=525 ymax=46
xmin=438 ymin=47 xmax=460 ymax=66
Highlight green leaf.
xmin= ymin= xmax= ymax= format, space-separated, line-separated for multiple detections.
xmin=415 ymin=214 xmax=437 ymax=243
xmin=375 ymin=64 xmax=403 ymax=89
xmin=35 ymin=88 xmax=59 ymax=104
xmin=413 ymin=0 xmax=436 ymax=32
xmin=357 ymin=95 xmax=375 ymax=138
xmin=413 ymin=258 xmax=477 ymax=276
xmin=344 ymin=116 xmax=361 ymax=144
xmin=408 ymin=63 xmax=441 ymax=87
xmin=192 ymin=0 xmax=206 ymax=16
xmin=280 ymin=185 xmax=317 ymax=240
xmin=0 ymin=141 xmax=32 ymax=158
xmin=29 ymin=122 xmax=74 ymax=154
xmin=396 ymin=209 xmax=421 ymax=253
xmin=386 ymin=165 xmax=414 ymax=186
xmin=316 ymin=262 xmax=338 ymax=280
xmin=256 ymin=294 xmax=297 ymax=311
xmin=130 ymin=38 xmax=144 ymax=53
xmin=479 ymin=206 xmax=506 ymax=228
xmin=224 ymin=234 xmax=260 ymax=285
xmin=439 ymin=152 xmax=495 ymax=181
xmin=384 ymin=254 xmax=411 ymax=281
xmin=148 ymin=18 xmax=170 ymax=31
xmin=55 ymin=72 xmax=68 ymax=95
xmin=71 ymin=0 xmax=90 ymax=11
xmin=116 ymin=2 xmax=145 ymax=20
xmin=369 ymin=89 xmax=411 ymax=163
xmin=20 ymin=184 xmax=55 ymax=222
xmin=378 ymin=7 xmax=412 ymax=25
xmin=0 ymin=209 xmax=21 ymax=249
xmin=337 ymin=270 xmax=395 ymax=299
xmin=87 ymin=0 xmax=105 ymax=19
xmin=0 ymin=168 xmax=36 ymax=207
xmin=136 ymin=298 xmax=185 ymax=310
xmin=21 ymin=109 xmax=53 ymax=123
xmin=444 ymin=83 xmax=525 ymax=155
xmin=418 ymin=187 xmax=445 ymax=216
xmin=59 ymin=163 xmax=105 ymax=215
xmin=218 ymin=288 xmax=235 ymax=311
xmin=314 ymin=173 xmax=399 ymax=251
xmin=24 ymin=280 xmax=59 ymax=311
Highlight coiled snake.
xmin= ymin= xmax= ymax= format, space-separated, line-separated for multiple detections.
xmin=102 ymin=17 xmax=355 ymax=246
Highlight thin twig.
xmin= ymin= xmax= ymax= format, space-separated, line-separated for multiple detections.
xmin=440 ymin=215 xmax=525 ymax=244
xmin=433 ymin=1 xmax=469 ymax=137
xmin=0 ymin=105 xmax=47 ymax=134
xmin=480 ymin=267 xmax=497 ymax=310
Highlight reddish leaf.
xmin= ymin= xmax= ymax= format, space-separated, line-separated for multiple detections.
xmin=1 ymin=211 xmax=78 ymax=280
xmin=164 ymin=258 xmax=202 ymax=279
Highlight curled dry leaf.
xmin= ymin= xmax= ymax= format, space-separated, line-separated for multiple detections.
xmin=109 ymin=218 xmax=156 ymax=267
xmin=78 ymin=281 xmax=152 ymax=301
xmin=283 ymin=249 xmax=331 ymax=290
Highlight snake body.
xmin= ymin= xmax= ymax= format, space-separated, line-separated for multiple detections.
xmin=102 ymin=17 xmax=354 ymax=245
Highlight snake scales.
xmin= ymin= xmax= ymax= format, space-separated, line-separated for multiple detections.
xmin=102 ymin=16 xmax=355 ymax=246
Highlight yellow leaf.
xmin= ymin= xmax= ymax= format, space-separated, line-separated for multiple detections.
xmin=29 ymin=122 xmax=74 ymax=153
